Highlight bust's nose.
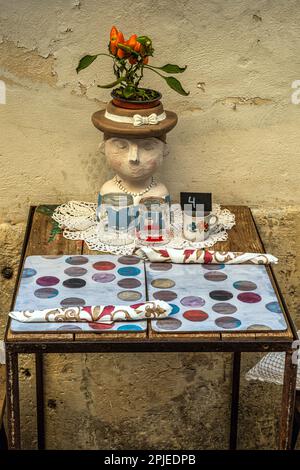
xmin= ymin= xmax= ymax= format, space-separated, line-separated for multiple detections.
xmin=128 ymin=143 xmax=139 ymax=164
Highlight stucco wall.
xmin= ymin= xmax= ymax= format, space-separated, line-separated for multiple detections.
xmin=0 ymin=0 xmax=299 ymax=449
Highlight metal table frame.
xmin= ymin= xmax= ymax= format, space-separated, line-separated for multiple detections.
xmin=4 ymin=206 xmax=299 ymax=450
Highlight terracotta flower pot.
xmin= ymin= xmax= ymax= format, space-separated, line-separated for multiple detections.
xmin=111 ymin=89 xmax=162 ymax=109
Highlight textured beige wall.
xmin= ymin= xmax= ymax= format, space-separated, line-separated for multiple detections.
xmin=0 ymin=0 xmax=299 ymax=449
xmin=1 ymin=0 xmax=300 ymax=220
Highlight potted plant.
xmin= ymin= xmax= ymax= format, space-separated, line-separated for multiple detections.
xmin=76 ymin=26 xmax=189 ymax=109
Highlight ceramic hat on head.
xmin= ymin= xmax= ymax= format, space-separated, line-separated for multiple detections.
xmin=92 ymin=100 xmax=178 ymax=139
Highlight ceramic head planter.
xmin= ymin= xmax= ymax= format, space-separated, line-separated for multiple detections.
xmin=77 ymin=26 xmax=188 ymax=203
xmin=92 ymin=100 xmax=177 ymax=202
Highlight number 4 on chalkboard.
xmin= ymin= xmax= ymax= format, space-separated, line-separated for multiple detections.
xmin=188 ymin=196 xmax=196 ymax=209
xmin=180 ymin=192 xmax=212 ymax=212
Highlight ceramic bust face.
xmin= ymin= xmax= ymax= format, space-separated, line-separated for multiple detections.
xmin=105 ymin=137 xmax=165 ymax=182
xmin=100 ymin=136 xmax=169 ymax=202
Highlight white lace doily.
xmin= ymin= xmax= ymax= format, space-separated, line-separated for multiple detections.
xmin=53 ymin=201 xmax=236 ymax=255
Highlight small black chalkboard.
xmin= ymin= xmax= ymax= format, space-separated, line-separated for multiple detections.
xmin=180 ymin=192 xmax=212 ymax=212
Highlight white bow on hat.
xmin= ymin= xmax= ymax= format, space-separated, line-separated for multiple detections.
xmin=133 ymin=113 xmax=159 ymax=127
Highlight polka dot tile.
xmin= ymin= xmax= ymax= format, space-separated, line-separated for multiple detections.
xmin=117 ymin=290 xmax=142 ymax=301
xmin=209 ymin=290 xmax=233 ymax=301
xmin=36 ymin=276 xmax=60 ymax=287
xmin=212 ymin=303 xmax=237 ymax=315
xmin=89 ymin=322 xmax=114 ymax=330
xmin=117 ymin=324 xmax=144 ymax=331
xmin=34 ymin=288 xmax=59 ymax=299
xmin=93 ymin=261 xmax=116 ymax=271
xmin=22 ymin=268 xmax=37 ymax=278
xmin=64 ymin=267 xmax=88 ymax=277
xmin=118 ymin=255 xmax=140 ymax=265
xmin=60 ymin=297 xmax=86 ymax=307
xmin=63 ymin=278 xmax=86 ymax=289
xmin=202 ymin=264 xmax=225 ymax=270
xmin=265 ymin=301 xmax=282 ymax=313
xmin=183 ymin=310 xmax=209 ymax=322
xmin=65 ymin=256 xmax=89 ymax=265
xmin=169 ymin=304 xmax=180 ymax=315
xmin=215 ymin=317 xmax=241 ymax=329
xmin=247 ymin=324 xmax=272 ymax=331
xmin=237 ymin=292 xmax=262 ymax=303
xmin=233 ymin=280 xmax=257 ymax=291
xmin=181 ymin=296 xmax=205 ymax=307
xmin=57 ymin=325 xmax=83 ymax=331
xmin=151 ymin=278 xmax=176 ymax=289
xmin=118 ymin=266 xmax=141 ymax=276
xmin=156 ymin=318 xmax=182 ymax=330
xmin=92 ymin=273 xmax=116 ymax=283
xmin=118 ymin=278 xmax=141 ymax=289
xmin=204 ymin=271 xmax=227 ymax=282
xmin=153 ymin=290 xmax=177 ymax=301
xmin=149 ymin=263 xmax=172 ymax=271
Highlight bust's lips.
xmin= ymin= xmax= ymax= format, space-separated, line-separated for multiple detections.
xmin=125 ymin=167 xmax=152 ymax=178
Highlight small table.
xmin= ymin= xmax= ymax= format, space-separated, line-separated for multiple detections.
xmin=4 ymin=205 xmax=298 ymax=450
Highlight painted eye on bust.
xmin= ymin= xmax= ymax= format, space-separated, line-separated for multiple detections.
xmin=114 ymin=140 xmax=128 ymax=150
xmin=142 ymin=142 xmax=154 ymax=151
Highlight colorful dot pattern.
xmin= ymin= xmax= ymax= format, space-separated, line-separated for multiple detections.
xmin=12 ymin=256 xmax=287 ymax=334
xmin=147 ymin=263 xmax=287 ymax=333
xmin=13 ymin=255 xmax=147 ymax=334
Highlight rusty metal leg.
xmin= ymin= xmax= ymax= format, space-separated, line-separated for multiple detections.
xmin=6 ymin=351 xmax=21 ymax=449
xmin=35 ymin=353 xmax=45 ymax=450
xmin=279 ymin=350 xmax=298 ymax=450
xmin=291 ymin=392 xmax=300 ymax=449
xmin=229 ymin=351 xmax=241 ymax=450
xmin=0 ymin=424 xmax=8 ymax=449
xmin=291 ymin=416 xmax=299 ymax=450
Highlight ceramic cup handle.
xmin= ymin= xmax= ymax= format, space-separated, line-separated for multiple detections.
xmin=207 ymin=214 xmax=218 ymax=227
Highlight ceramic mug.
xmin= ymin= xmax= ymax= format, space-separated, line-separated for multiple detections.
xmin=183 ymin=211 xmax=219 ymax=242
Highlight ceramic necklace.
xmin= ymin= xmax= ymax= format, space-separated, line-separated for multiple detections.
xmin=114 ymin=175 xmax=156 ymax=197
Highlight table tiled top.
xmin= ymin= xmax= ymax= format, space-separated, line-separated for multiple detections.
xmin=5 ymin=205 xmax=295 ymax=344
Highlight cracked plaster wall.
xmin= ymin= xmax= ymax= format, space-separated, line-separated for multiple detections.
xmin=0 ymin=0 xmax=299 ymax=449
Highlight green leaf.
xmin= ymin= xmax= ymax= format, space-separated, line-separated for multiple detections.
xmin=76 ymin=53 xmax=113 ymax=73
xmin=48 ymin=221 xmax=62 ymax=243
xmin=76 ymin=54 xmax=98 ymax=73
xmin=163 ymin=76 xmax=190 ymax=96
xmin=117 ymin=43 xmax=133 ymax=53
xmin=136 ymin=36 xmax=152 ymax=46
xmin=149 ymin=63 xmax=187 ymax=74
xmin=123 ymin=86 xmax=136 ymax=98
xmin=97 ymin=77 xmax=126 ymax=89
xmin=114 ymin=88 xmax=124 ymax=96
xmin=36 ymin=205 xmax=58 ymax=216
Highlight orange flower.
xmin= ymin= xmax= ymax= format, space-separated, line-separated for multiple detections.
xmin=117 ymin=48 xmax=125 ymax=59
xmin=109 ymin=26 xmax=118 ymax=55
xmin=110 ymin=42 xmax=117 ymax=55
xmin=134 ymin=41 xmax=141 ymax=53
xmin=117 ymin=31 xmax=124 ymax=44
xmin=109 ymin=27 xmax=126 ymax=57
xmin=127 ymin=34 xmax=137 ymax=49
xmin=116 ymin=31 xmax=125 ymax=58
xmin=109 ymin=27 xmax=150 ymax=64
xmin=126 ymin=34 xmax=138 ymax=64
xmin=110 ymin=26 xmax=118 ymax=41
